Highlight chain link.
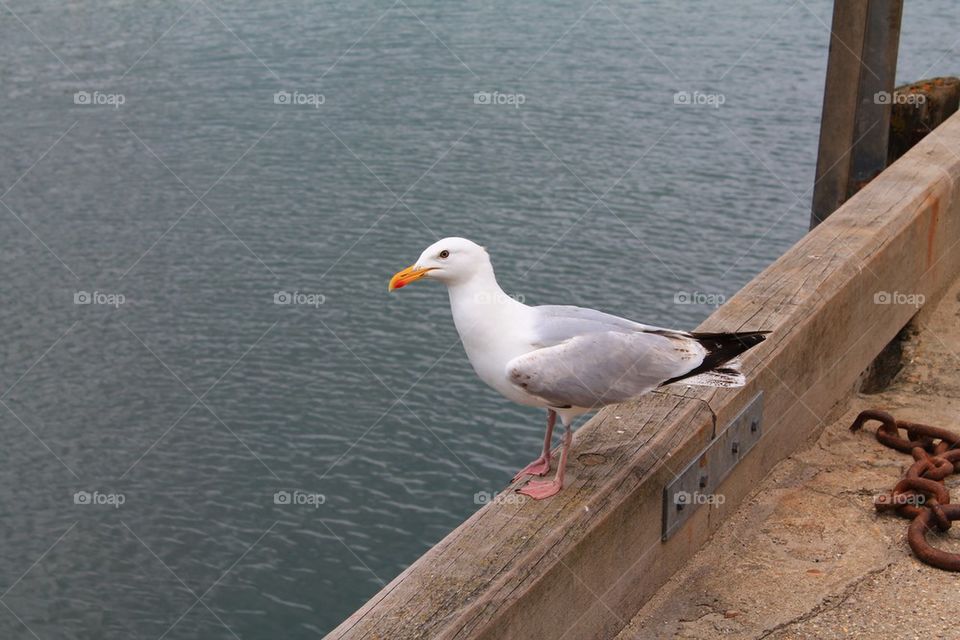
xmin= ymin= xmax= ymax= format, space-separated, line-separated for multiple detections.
xmin=851 ymin=410 xmax=960 ymax=571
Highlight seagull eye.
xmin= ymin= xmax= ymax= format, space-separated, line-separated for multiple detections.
xmin=438 ymin=250 xmax=450 ymax=259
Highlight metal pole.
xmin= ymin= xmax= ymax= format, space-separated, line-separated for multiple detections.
xmin=810 ymin=0 xmax=903 ymax=229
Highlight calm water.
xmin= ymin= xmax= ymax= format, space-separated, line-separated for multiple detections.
xmin=0 ymin=1 xmax=956 ymax=637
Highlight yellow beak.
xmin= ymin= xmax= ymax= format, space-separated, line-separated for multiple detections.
xmin=388 ymin=264 xmax=434 ymax=292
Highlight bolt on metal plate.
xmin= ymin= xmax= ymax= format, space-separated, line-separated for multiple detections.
xmin=662 ymin=392 xmax=764 ymax=541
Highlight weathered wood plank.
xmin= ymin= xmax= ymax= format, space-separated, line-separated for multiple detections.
xmin=329 ymin=111 xmax=960 ymax=640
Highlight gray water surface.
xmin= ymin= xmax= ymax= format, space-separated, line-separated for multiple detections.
xmin=1 ymin=1 xmax=957 ymax=637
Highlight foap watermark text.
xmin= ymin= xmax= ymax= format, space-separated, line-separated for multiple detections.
xmin=74 ymin=490 xmax=126 ymax=508
xmin=274 ymin=490 xmax=326 ymax=507
xmin=874 ymin=91 xmax=926 ymax=106
xmin=75 ymin=291 xmax=125 ymax=308
xmin=674 ymin=490 xmax=725 ymax=507
xmin=474 ymin=490 xmax=525 ymax=505
xmin=473 ymin=291 xmax=525 ymax=305
xmin=673 ymin=91 xmax=725 ymax=108
xmin=874 ymin=291 xmax=924 ymax=308
xmin=274 ymin=90 xmax=325 ymax=108
xmin=674 ymin=291 xmax=726 ymax=307
xmin=274 ymin=291 xmax=325 ymax=307
xmin=474 ymin=91 xmax=525 ymax=108
xmin=74 ymin=90 xmax=125 ymax=108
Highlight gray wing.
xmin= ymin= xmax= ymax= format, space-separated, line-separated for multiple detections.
xmin=507 ymin=309 xmax=705 ymax=408
xmin=529 ymin=305 xmax=665 ymax=346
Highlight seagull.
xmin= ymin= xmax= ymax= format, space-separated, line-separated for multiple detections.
xmin=389 ymin=238 xmax=767 ymax=500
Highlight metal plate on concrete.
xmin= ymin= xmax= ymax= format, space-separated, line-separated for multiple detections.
xmin=662 ymin=392 xmax=764 ymax=540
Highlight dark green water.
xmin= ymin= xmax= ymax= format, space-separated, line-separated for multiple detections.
xmin=0 ymin=1 xmax=956 ymax=637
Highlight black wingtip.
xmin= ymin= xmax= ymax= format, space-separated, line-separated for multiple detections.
xmin=694 ymin=330 xmax=769 ymax=359
xmin=660 ymin=330 xmax=769 ymax=387
xmin=690 ymin=330 xmax=769 ymax=349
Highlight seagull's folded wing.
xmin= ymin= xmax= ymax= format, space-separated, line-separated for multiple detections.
xmin=506 ymin=327 xmax=704 ymax=409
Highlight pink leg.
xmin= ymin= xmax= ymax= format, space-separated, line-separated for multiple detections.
xmin=518 ymin=421 xmax=572 ymax=500
xmin=511 ymin=410 xmax=556 ymax=482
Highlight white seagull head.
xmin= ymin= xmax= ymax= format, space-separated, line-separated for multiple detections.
xmin=389 ymin=237 xmax=491 ymax=291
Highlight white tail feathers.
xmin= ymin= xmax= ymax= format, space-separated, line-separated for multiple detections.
xmin=675 ymin=360 xmax=745 ymax=388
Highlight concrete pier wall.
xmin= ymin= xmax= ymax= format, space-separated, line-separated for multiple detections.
xmin=328 ymin=110 xmax=960 ymax=640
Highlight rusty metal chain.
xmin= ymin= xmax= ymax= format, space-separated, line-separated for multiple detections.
xmin=850 ymin=410 xmax=960 ymax=571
